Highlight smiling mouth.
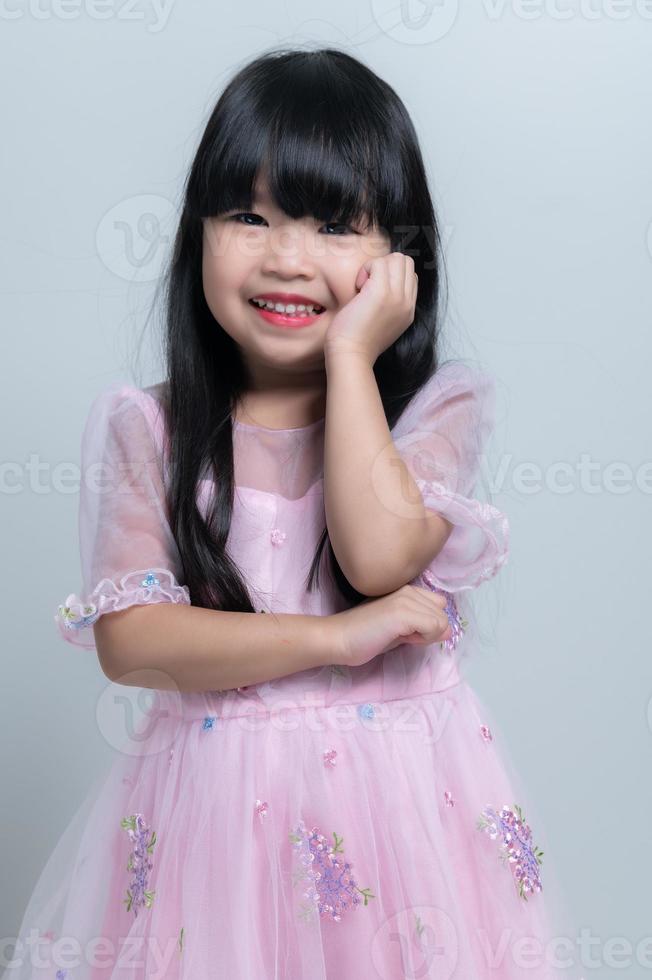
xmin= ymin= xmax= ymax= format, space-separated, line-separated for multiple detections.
xmin=248 ymin=298 xmax=326 ymax=318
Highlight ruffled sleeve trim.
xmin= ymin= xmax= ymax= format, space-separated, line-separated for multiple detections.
xmin=55 ymin=567 xmax=191 ymax=649
xmin=415 ymin=477 xmax=510 ymax=592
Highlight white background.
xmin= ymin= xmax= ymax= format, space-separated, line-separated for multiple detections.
xmin=1 ymin=2 xmax=650 ymax=976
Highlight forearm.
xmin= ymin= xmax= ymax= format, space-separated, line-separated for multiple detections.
xmin=94 ymin=603 xmax=336 ymax=693
xmin=323 ymin=349 xmax=430 ymax=594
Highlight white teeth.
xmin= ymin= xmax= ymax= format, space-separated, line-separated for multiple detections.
xmin=251 ymin=297 xmax=324 ymax=316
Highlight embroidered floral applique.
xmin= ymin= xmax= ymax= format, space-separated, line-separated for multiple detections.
xmin=56 ymin=596 xmax=100 ymax=632
xmin=270 ymin=528 xmax=286 ymax=546
xmin=476 ymin=803 xmax=544 ymax=900
xmin=120 ymin=813 xmax=157 ymax=915
xmin=202 ymin=716 xmax=216 ymax=731
xmin=323 ymin=749 xmax=337 ymax=768
xmin=56 ymin=971 xmax=68 ymax=979
xmin=255 ymin=799 xmax=269 ymax=818
xmin=480 ymin=725 xmax=493 ymax=743
xmin=443 ymin=790 xmax=455 ymax=807
xmin=289 ymin=820 xmax=375 ymax=922
xmin=419 ymin=569 xmax=468 ymax=653
xmin=357 ymin=703 xmax=376 ymax=721
xmin=56 ymin=569 xmax=163 ymax=636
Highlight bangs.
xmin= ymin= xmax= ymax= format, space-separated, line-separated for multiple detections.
xmin=190 ymin=50 xmax=412 ymax=234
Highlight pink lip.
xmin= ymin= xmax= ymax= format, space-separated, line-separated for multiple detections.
xmin=248 ymin=299 xmax=324 ymax=330
xmin=250 ymin=292 xmax=326 ymax=309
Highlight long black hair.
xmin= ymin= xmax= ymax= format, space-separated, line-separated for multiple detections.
xmin=159 ymin=45 xmax=448 ymax=612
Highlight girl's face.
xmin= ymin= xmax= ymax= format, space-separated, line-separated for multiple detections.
xmin=201 ymin=177 xmax=391 ymax=382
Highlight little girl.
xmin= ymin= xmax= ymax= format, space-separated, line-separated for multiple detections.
xmin=14 ymin=46 xmax=571 ymax=979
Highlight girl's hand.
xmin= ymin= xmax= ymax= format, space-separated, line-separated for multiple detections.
xmin=324 ymin=252 xmax=418 ymax=364
xmin=327 ymin=584 xmax=452 ymax=669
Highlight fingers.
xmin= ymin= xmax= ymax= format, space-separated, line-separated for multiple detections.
xmin=403 ymin=585 xmax=451 ymax=636
xmin=386 ymin=251 xmax=416 ymax=298
xmin=407 ymin=585 xmax=449 ymax=610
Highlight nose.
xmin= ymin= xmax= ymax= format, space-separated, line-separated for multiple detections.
xmin=259 ymin=223 xmax=318 ymax=279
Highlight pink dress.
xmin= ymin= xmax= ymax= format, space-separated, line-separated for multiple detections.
xmin=13 ymin=361 xmax=572 ymax=978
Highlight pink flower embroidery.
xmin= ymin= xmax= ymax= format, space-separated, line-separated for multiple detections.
xmin=477 ymin=803 xmax=544 ymax=900
xmin=323 ymin=749 xmax=337 ymax=768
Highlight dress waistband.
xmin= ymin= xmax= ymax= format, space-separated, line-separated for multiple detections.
xmin=148 ymin=675 xmax=464 ymax=725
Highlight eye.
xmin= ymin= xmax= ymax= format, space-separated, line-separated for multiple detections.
xmin=227 ymin=213 xmax=357 ymax=234
xmin=229 ymin=212 xmax=265 ymax=226
xmin=322 ymin=222 xmax=355 ymax=235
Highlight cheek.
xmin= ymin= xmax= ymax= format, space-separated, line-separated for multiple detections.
xmin=201 ymin=256 xmax=236 ymax=334
xmin=201 ymin=252 xmax=220 ymax=312
xmin=327 ymin=235 xmax=390 ymax=294
xmin=202 ymin=240 xmax=236 ymax=308
xmin=326 ymin=252 xmax=366 ymax=299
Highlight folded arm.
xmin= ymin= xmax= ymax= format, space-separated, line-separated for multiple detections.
xmin=323 ymin=350 xmax=453 ymax=597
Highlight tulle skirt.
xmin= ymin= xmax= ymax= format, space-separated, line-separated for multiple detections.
xmin=10 ymin=678 xmax=574 ymax=979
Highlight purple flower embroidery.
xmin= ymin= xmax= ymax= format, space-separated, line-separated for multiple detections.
xmin=288 ymin=820 xmax=375 ymax=922
xmin=120 ymin=813 xmax=157 ymax=915
xmin=476 ymin=803 xmax=544 ymax=900
xmin=419 ymin=569 xmax=468 ymax=652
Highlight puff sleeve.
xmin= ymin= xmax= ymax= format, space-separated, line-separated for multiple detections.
xmin=392 ymin=362 xmax=510 ymax=593
xmin=55 ymin=383 xmax=191 ymax=649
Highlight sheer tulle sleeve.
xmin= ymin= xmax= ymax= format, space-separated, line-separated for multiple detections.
xmin=392 ymin=362 xmax=510 ymax=593
xmin=55 ymin=383 xmax=190 ymax=649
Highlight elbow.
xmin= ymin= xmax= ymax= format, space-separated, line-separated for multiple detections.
xmin=330 ymin=548 xmax=383 ymax=597
xmin=343 ymin=552 xmax=419 ymax=598
xmin=351 ymin=568 xmax=420 ymax=598
xmin=341 ymin=515 xmax=455 ymax=598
